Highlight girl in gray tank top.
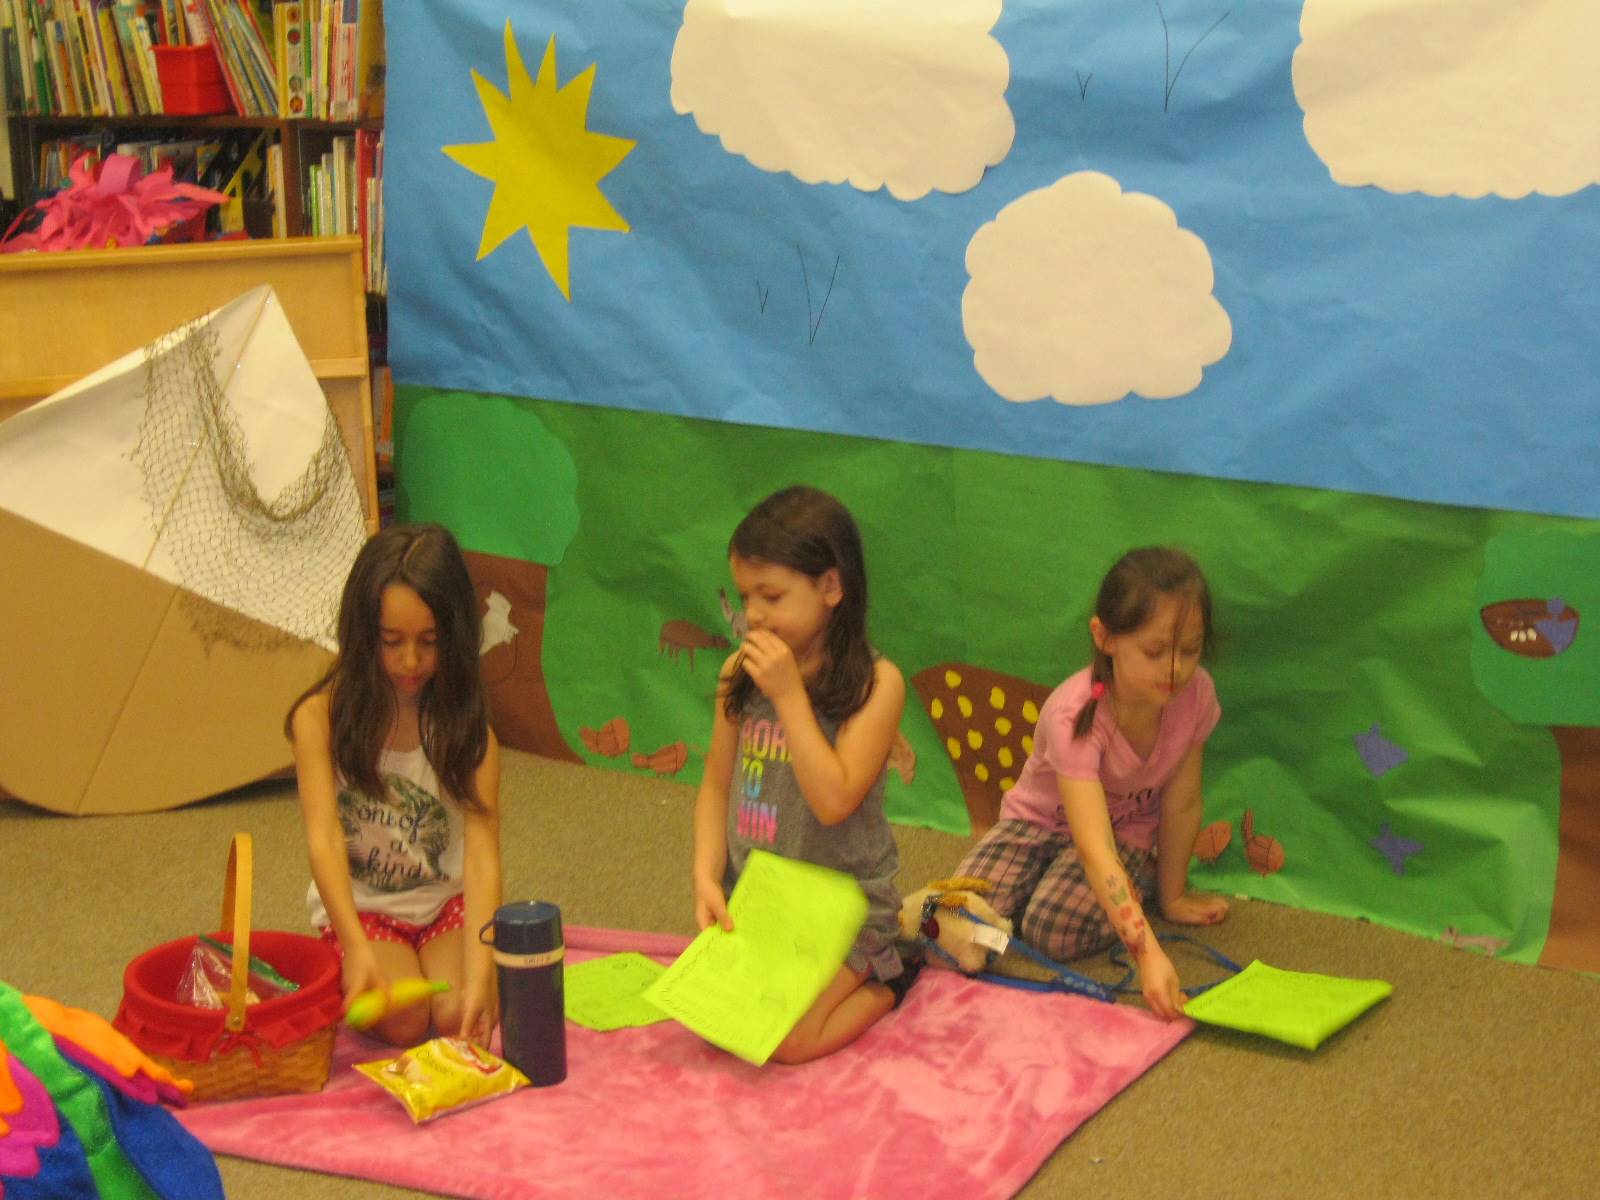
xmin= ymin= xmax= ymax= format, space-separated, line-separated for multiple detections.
xmin=691 ymin=486 xmax=916 ymax=1065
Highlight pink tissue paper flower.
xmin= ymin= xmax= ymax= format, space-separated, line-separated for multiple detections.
xmin=1 ymin=152 xmax=229 ymax=254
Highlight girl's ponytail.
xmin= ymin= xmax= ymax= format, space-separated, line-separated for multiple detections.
xmin=1072 ymin=653 xmax=1110 ymax=738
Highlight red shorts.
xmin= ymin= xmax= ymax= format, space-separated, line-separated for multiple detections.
xmin=319 ymin=893 xmax=465 ymax=957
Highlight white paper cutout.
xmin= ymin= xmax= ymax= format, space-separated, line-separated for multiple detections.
xmin=1295 ymin=0 xmax=1600 ymax=199
xmin=670 ymin=0 xmax=1015 ymax=201
xmin=963 ymin=171 xmax=1232 ymax=406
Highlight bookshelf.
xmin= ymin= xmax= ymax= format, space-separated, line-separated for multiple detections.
xmin=2 ymin=3 xmax=386 ymax=286
xmin=4 ymin=111 xmax=378 ymax=239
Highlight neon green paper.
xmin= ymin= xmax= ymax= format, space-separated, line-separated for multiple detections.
xmin=564 ymin=953 xmax=671 ymax=1032
xmin=1182 ymin=960 xmax=1393 ymax=1050
xmin=643 ymin=850 xmax=868 ymax=1065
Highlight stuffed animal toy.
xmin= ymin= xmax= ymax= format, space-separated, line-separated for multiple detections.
xmin=899 ymin=877 xmax=1014 ymax=974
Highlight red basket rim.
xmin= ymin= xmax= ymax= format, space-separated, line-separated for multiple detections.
xmin=118 ymin=931 xmax=341 ymax=1037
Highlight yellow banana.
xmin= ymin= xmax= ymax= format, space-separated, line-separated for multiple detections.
xmin=346 ymin=977 xmax=450 ymax=1030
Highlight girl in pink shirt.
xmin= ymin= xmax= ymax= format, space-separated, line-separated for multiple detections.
xmin=954 ymin=547 xmax=1229 ymax=1019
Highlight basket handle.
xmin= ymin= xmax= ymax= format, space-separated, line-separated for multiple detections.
xmin=219 ymin=833 xmax=254 ymax=1034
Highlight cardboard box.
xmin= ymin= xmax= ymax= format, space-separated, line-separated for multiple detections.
xmin=0 ymin=509 xmax=332 ymax=814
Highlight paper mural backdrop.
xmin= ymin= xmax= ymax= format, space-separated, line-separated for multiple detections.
xmin=383 ymin=2 xmax=1600 ymax=971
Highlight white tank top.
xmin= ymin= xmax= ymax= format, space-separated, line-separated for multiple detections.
xmin=307 ymin=743 xmax=466 ymax=928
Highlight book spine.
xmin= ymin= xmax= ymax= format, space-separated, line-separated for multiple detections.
xmin=70 ymin=0 xmax=108 ymax=115
xmin=197 ymin=0 xmax=247 ymax=114
xmin=54 ymin=1 xmax=90 ymax=113
xmin=94 ymin=6 xmax=132 ymax=113
xmin=49 ymin=21 xmax=80 ymax=113
xmin=232 ymin=1 xmax=276 ymax=113
xmin=25 ymin=1 xmax=53 ymax=113
xmin=353 ymin=0 xmax=380 ymax=119
xmin=266 ymin=138 xmax=285 ymax=237
xmin=281 ymin=1 xmax=305 ymax=117
xmin=0 ymin=2 xmax=25 ymax=114
xmin=128 ymin=11 xmax=159 ymax=111
xmin=180 ymin=0 xmax=203 ymax=42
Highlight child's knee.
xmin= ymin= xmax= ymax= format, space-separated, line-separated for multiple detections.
xmin=370 ymin=1005 xmax=431 ymax=1047
xmin=1019 ymin=907 xmax=1113 ymax=962
xmin=768 ymin=1035 xmax=814 ymax=1066
xmin=431 ymin=989 xmax=463 ymax=1037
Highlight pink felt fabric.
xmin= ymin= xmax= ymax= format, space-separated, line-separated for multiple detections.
xmin=175 ymin=926 xmax=1191 ymax=1200
xmin=0 ymin=1053 xmax=60 ymax=1178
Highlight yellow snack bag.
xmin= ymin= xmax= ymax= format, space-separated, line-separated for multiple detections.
xmin=355 ymin=1037 xmax=530 ymax=1123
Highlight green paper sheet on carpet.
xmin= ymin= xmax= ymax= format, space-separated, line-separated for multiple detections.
xmin=1182 ymin=960 xmax=1393 ymax=1050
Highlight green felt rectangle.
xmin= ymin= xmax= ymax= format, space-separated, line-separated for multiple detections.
xmin=1182 ymin=960 xmax=1393 ymax=1050
xmin=564 ymin=952 xmax=671 ymax=1032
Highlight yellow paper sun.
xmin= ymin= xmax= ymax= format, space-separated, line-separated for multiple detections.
xmin=443 ymin=24 xmax=636 ymax=301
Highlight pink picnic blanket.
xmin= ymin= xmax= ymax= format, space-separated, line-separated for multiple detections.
xmin=176 ymin=926 xmax=1191 ymax=1200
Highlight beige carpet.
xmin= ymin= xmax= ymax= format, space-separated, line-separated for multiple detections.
xmin=3 ymin=750 xmax=1596 ymax=1198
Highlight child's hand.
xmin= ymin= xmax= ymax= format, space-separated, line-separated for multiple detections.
xmin=1162 ymin=891 xmax=1230 ymax=926
xmin=694 ymin=877 xmax=734 ymax=932
xmin=736 ymin=630 xmax=805 ymax=704
xmin=1137 ymin=945 xmax=1186 ymax=1021
xmin=340 ymin=946 xmax=387 ymax=1013
xmin=457 ymin=976 xmax=498 ymax=1047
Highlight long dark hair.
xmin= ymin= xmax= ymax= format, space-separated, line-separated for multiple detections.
xmin=286 ymin=523 xmax=489 ymax=810
xmin=1073 ymin=546 xmax=1215 ymax=738
xmin=722 ymin=486 xmax=876 ymax=725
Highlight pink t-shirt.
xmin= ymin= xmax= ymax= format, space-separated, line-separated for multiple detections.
xmin=998 ymin=666 xmax=1221 ymax=850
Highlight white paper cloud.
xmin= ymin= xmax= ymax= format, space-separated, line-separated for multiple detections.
xmin=1294 ymin=0 xmax=1600 ymax=199
xmin=963 ymin=172 xmax=1232 ymax=407
xmin=670 ymin=0 xmax=1014 ymax=201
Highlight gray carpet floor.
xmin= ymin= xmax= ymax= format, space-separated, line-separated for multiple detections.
xmin=3 ymin=749 xmax=1597 ymax=1198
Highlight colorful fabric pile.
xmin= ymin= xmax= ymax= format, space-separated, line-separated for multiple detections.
xmin=0 ymin=982 xmax=222 ymax=1198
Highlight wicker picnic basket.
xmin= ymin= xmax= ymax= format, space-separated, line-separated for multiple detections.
xmin=112 ymin=833 xmax=343 ymax=1101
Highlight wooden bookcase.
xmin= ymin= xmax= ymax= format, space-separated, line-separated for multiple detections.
xmin=3 ymin=111 xmax=381 ymax=236
xmin=0 ymin=235 xmax=379 ymax=532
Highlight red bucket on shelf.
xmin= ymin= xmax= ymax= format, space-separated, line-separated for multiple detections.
xmin=152 ymin=44 xmax=233 ymax=116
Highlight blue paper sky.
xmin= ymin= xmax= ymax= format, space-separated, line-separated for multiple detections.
xmin=387 ymin=1 xmax=1600 ymax=520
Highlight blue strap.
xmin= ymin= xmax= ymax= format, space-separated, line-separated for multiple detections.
xmin=1106 ymin=933 xmax=1246 ymax=996
xmin=917 ymin=894 xmax=1244 ymax=1003
xmin=921 ymin=903 xmax=1117 ymax=1004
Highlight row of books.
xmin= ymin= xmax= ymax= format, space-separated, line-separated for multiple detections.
xmin=33 ymin=123 xmax=260 ymax=192
xmin=288 ymin=126 xmax=383 ymax=291
xmin=275 ymin=0 xmax=383 ymax=122
xmin=0 ymin=1 xmax=267 ymax=117
xmin=1 ymin=0 xmax=381 ymax=119
xmin=4 ymin=1 xmax=170 ymax=117
xmin=32 ymin=125 xmax=272 ymax=229
xmin=30 ymin=125 xmax=381 ymax=282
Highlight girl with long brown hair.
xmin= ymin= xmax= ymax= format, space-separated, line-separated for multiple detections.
xmin=286 ymin=523 xmax=502 ymax=1046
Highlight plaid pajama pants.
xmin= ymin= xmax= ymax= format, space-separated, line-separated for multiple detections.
xmin=954 ymin=819 xmax=1157 ymax=962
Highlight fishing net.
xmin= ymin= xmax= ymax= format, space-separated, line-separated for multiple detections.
xmin=129 ymin=307 xmax=366 ymax=650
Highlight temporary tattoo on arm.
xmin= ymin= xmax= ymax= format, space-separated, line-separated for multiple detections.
xmin=1104 ymin=871 xmax=1149 ymax=958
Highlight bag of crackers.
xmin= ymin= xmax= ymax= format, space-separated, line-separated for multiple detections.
xmin=355 ymin=1037 xmax=529 ymax=1123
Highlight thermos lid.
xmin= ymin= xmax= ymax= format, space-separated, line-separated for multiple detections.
xmin=492 ymin=901 xmax=563 ymax=955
